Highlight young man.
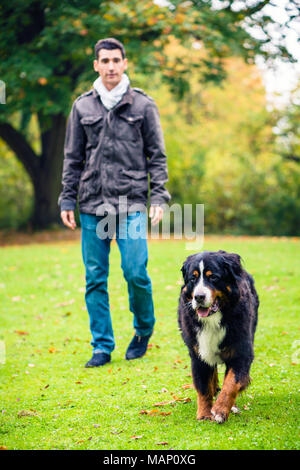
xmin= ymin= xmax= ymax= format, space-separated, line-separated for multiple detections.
xmin=58 ymin=38 xmax=170 ymax=367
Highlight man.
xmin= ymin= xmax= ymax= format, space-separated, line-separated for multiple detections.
xmin=58 ymin=38 xmax=170 ymax=367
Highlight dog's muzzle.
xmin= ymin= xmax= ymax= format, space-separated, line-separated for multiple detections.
xmin=192 ymin=292 xmax=219 ymax=318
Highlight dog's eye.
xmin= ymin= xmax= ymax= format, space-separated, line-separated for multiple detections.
xmin=209 ymin=274 xmax=219 ymax=282
xmin=191 ymin=270 xmax=199 ymax=280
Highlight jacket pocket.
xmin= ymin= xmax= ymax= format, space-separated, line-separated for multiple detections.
xmin=118 ymin=114 xmax=143 ymax=142
xmin=78 ymin=169 xmax=100 ymax=202
xmin=80 ymin=115 xmax=103 ymax=146
xmin=120 ymin=169 xmax=148 ymax=200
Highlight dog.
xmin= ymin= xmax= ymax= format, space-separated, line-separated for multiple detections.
xmin=178 ymin=250 xmax=259 ymax=423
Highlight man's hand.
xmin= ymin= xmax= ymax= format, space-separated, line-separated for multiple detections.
xmin=61 ymin=210 xmax=76 ymax=230
xmin=149 ymin=205 xmax=163 ymax=226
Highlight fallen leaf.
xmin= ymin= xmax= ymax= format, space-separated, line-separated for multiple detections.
xmin=156 ymin=442 xmax=168 ymax=446
xmin=182 ymin=383 xmax=193 ymax=389
xmin=130 ymin=435 xmax=143 ymax=440
xmin=15 ymin=330 xmax=29 ymax=336
xmin=17 ymin=409 xmax=38 ymax=417
xmin=0 ymin=446 xmax=8 ymax=450
xmin=48 ymin=347 xmax=57 ymax=353
xmin=63 ymin=312 xmax=72 ymax=317
xmin=153 ymin=397 xmax=191 ymax=407
xmin=265 ymin=285 xmax=276 ymax=291
xmin=149 ymin=409 xmax=160 ymax=415
xmin=153 ymin=401 xmax=171 ymax=406
xmin=55 ymin=299 xmax=75 ymax=307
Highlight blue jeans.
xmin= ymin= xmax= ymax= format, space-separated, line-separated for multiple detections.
xmin=80 ymin=212 xmax=155 ymax=354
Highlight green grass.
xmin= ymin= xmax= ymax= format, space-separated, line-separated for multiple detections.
xmin=0 ymin=235 xmax=299 ymax=450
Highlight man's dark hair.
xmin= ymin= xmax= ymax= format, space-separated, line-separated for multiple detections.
xmin=94 ymin=38 xmax=126 ymax=60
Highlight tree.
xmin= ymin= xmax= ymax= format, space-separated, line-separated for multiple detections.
xmin=276 ymin=84 xmax=300 ymax=164
xmin=0 ymin=0 xmax=297 ymax=228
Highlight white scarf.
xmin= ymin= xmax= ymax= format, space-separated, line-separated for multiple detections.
xmin=93 ymin=73 xmax=130 ymax=110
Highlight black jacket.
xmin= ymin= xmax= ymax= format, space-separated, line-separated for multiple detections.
xmin=58 ymin=86 xmax=170 ymax=214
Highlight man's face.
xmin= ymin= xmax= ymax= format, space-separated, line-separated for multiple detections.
xmin=93 ymin=48 xmax=128 ymax=91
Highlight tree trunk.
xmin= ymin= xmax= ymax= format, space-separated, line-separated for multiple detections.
xmin=0 ymin=113 xmax=66 ymax=229
xmin=31 ymin=113 xmax=66 ymax=228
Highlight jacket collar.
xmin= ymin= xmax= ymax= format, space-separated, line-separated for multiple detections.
xmin=92 ymin=86 xmax=133 ymax=111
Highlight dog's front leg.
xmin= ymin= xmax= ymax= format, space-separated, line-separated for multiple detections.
xmin=190 ymin=354 xmax=218 ymax=421
xmin=211 ymin=368 xmax=249 ymax=423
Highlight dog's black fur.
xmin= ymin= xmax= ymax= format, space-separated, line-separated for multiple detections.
xmin=178 ymin=250 xmax=259 ymax=423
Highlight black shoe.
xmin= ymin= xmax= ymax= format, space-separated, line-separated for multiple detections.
xmin=125 ymin=334 xmax=152 ymax=360
xmin=84 ymin=352 xmax=111 ymax=368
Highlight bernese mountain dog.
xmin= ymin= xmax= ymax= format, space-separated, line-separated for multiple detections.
xmin=178 ymin=250 xmax=259 ymax=423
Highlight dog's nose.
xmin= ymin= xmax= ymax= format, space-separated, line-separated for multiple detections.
xmin=195 ymin=294 xmax=206 ymax=304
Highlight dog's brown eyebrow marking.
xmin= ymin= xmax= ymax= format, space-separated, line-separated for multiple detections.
xmin=206 ymin=270 xmax=212 ymax=276
xmin=226 ymin=285 xmax=231 ymax=292
xmin=192 ymin=270 xmax=199 ymax=278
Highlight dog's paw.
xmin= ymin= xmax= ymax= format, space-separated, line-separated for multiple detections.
xmin=196 ymin=414 xmax=212 ymax=421
xmin=211 ymin=409 xmax=228 ymax=424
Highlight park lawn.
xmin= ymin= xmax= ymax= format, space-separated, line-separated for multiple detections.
xmin=0 ymin=234 xmax=299 ymax=450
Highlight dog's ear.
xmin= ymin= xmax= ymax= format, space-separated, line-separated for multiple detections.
xmin=181 ymin=254 xmax=200 ymax=284
xmin=218 ymin=252 xmax=243 ymax=303
xmin=223 ymin=252 xmax=243 ymax=279
xmin=181 ymin=255 xmax=194 ymax=283
xmin=181 ymin=261 xmax=188 ymax=282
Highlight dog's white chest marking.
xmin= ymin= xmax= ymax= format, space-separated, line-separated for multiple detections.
xmin=196 ymin=311 xmax=226 ymax=366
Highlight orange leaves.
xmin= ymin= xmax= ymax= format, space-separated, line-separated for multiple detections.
xmin=146 ymin=17 xmax=158 ymax=26
xmin=140 ymin=409 xmax=172 ymax=416
xmin=154 ymin=396 xmax=191 ymax=406
xmin=37 ymin=77 xmax=47 ymax=85
xmin=182 ymin=383 xmax=193 ymax=390
xmin=139 ymin=385 xmax=192 ymax=419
